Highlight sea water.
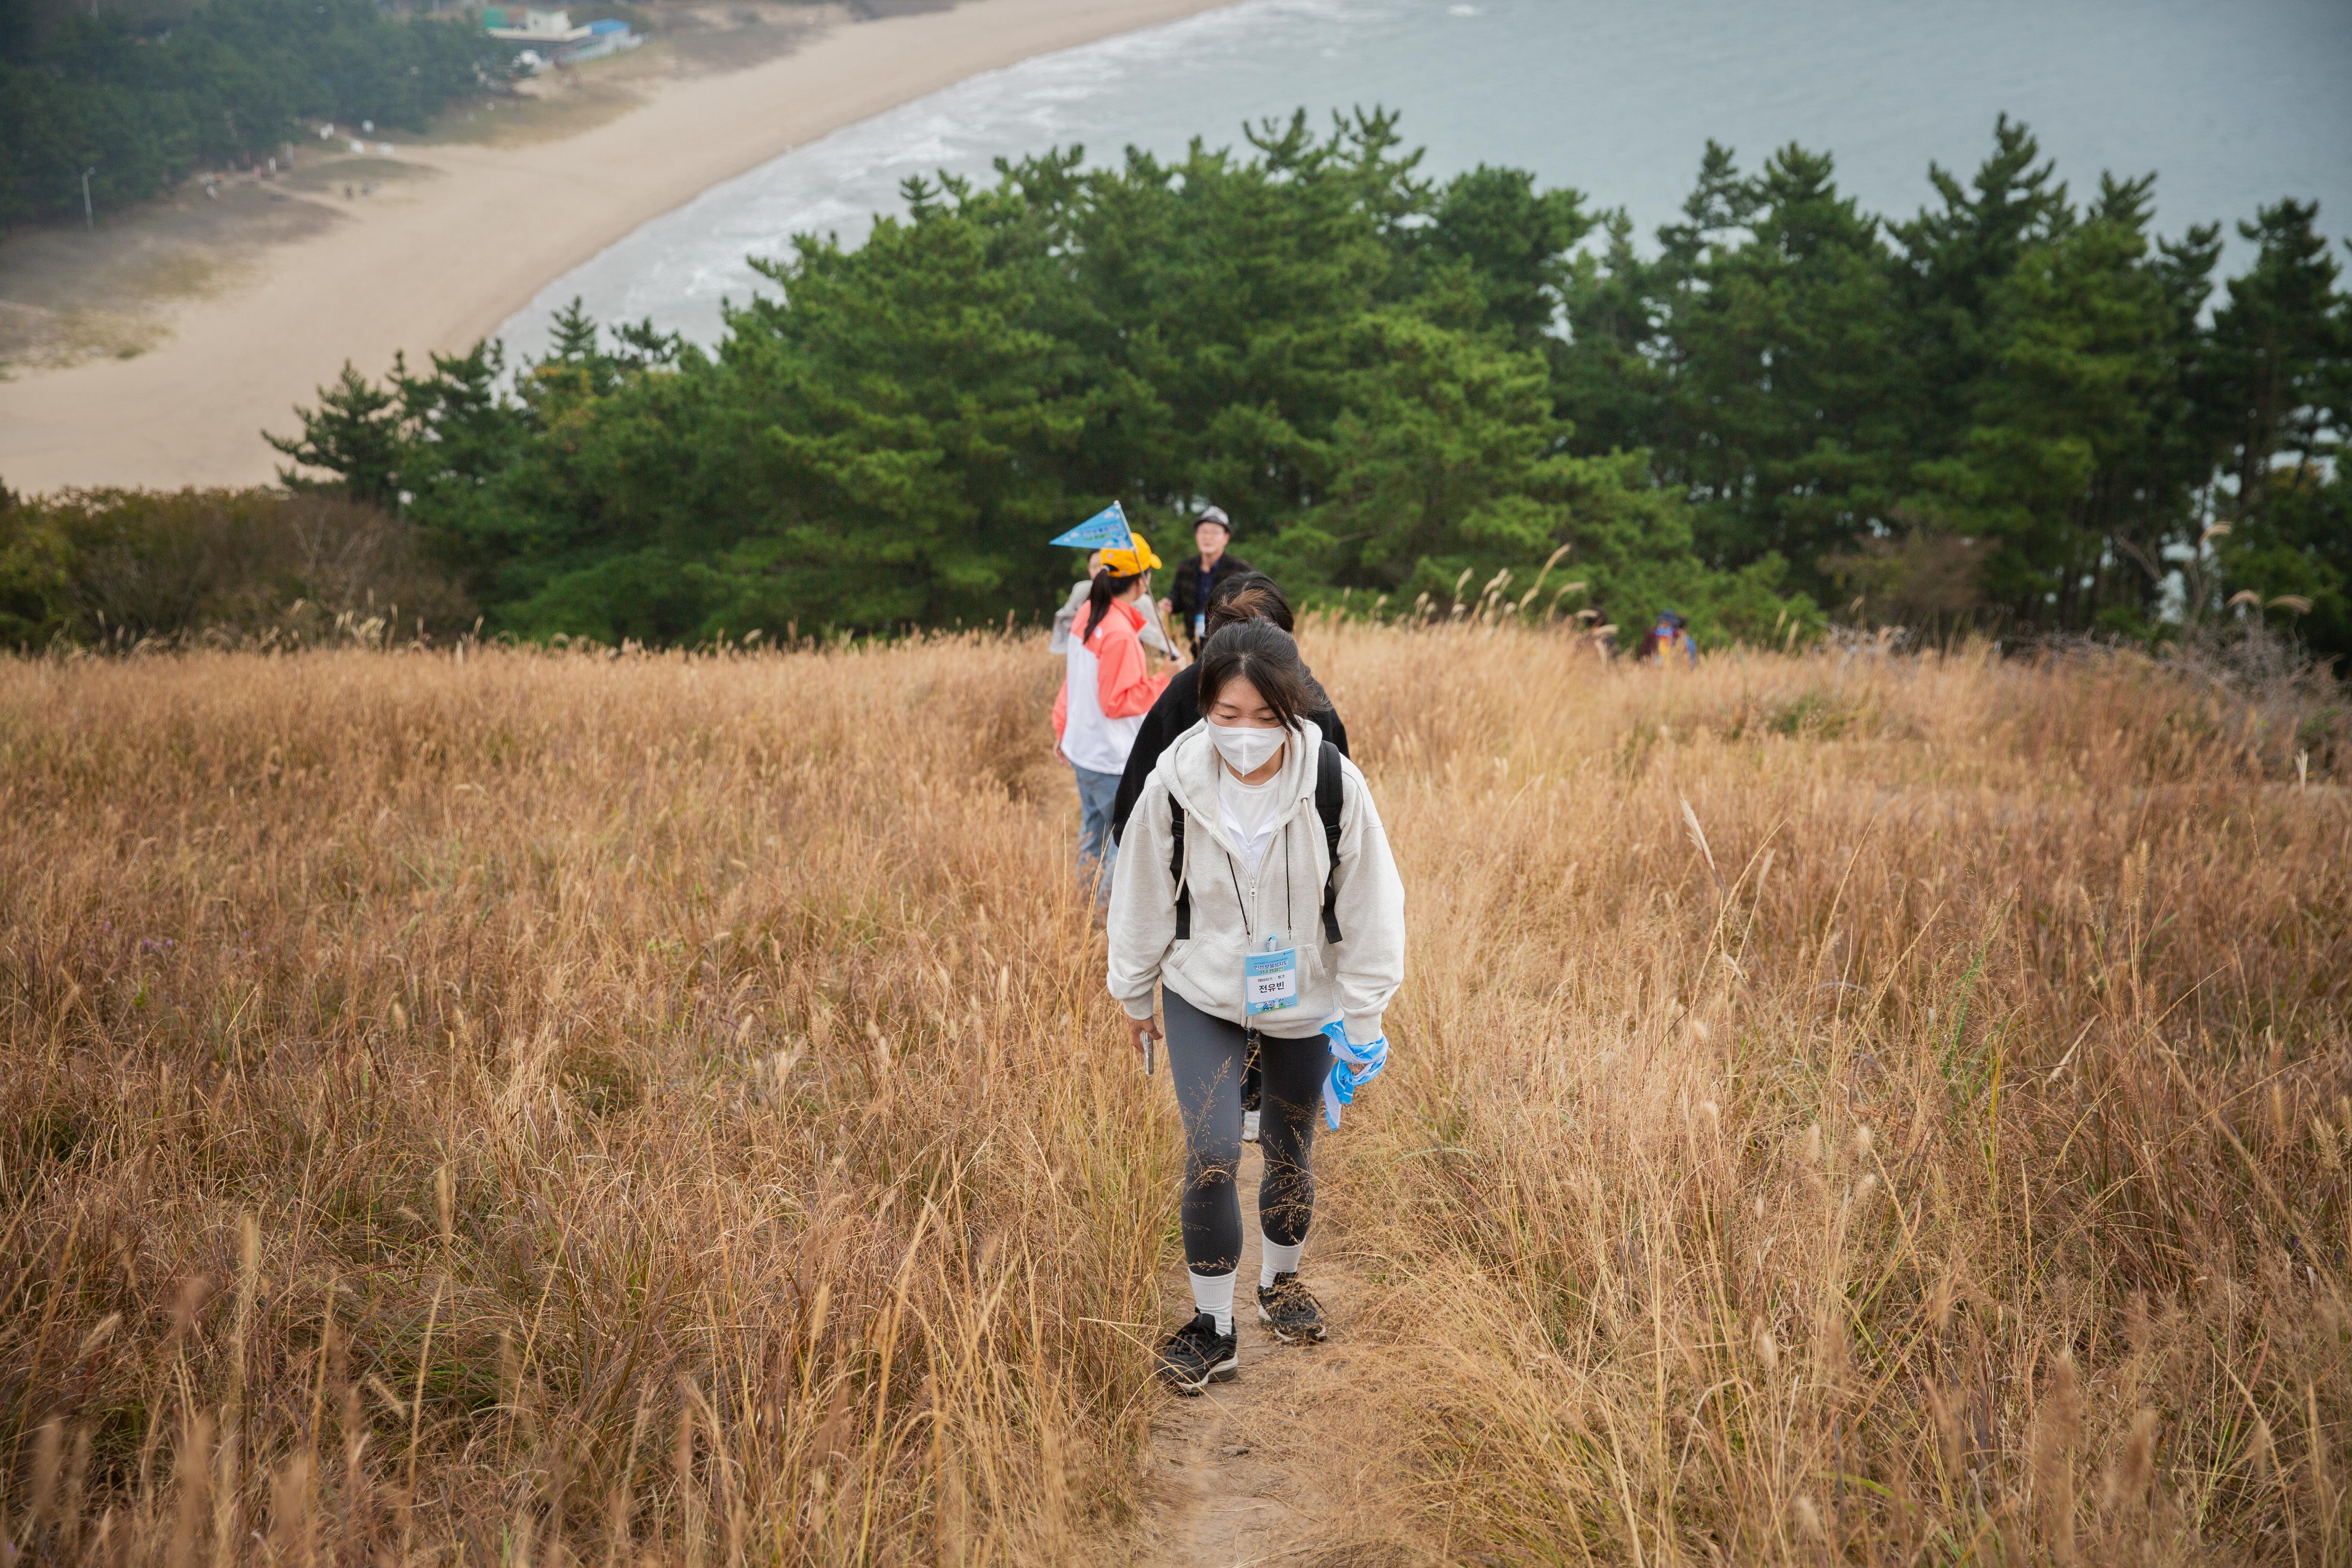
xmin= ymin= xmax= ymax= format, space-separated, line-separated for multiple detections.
xmin=499 ymin=0 xmax=2352 ymax=359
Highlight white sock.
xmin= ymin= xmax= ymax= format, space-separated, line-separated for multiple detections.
xmin=1189 ymin=1269 xmax=1236 ymax=1336
xmin=1260 ymin=1240 xmax=1303 ymax=1289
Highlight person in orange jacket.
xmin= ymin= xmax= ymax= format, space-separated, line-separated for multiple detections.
xmin=1054 ymin=532 xmax=1171 ymax=898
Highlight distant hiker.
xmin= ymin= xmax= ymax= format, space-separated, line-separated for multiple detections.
xmin=1048 ymin=550 xmax=1106 ymax=655
xmin=1107 ymin=620 xmax=1405 ymax=1394
xmin=1642 ymin=609 xmax=1697 ymax=665
xmin=1142 ymin=592 xmax=1183 ymax=661
xmin=1110 ymin=573 xmax=1350 ymax=1145
xmin=1163 ymin=507 xmax=1254 ymax=656
xmin=1053 ymin=548 xmax=1177 ymax=659
xmin=1052 ymin=532 xmax=1170 ymax=901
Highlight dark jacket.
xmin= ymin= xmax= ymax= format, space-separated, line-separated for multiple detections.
xmin=1166 ymin=553 xmax=1255 ymax=649
xmin=1111 ymin=662 xmax=1349 ymax=842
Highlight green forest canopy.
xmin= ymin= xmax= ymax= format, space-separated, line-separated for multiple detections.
xmin=0 ymin=0 xmax=506 ymax=226
xmin=260 ymin=110 xmax=2352 ymax=660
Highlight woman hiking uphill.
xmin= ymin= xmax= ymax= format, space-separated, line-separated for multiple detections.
xmin=1113 ymin=572 xmax=1351 ymax=1146
xmin=1106 ymin=621 xmax=1405 ymax=1394
xmin=1052 ymin=532 xmax=1170 ymax=902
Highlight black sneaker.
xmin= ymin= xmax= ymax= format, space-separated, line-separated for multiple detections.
xmin=1156 ymin=1312 xmax=1238 ymax=1394
xmin=1256 ymin=1274 xmax=1327 ymax=1343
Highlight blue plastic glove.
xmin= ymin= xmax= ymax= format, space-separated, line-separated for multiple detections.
xmin=1319 ymin=1020 xmax=1389 ymax=1129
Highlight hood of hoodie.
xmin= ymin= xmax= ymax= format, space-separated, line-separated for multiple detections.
xmin=1154 ymin=716 xmax=1326 ymax=858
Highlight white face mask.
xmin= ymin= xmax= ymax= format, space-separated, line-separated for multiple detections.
xmin=1207 ymin=719 xmax=1288 ymax=775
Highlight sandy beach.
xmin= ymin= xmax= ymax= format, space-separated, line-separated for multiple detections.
xmin=0 ymin=0 xmax=1231 ymax=496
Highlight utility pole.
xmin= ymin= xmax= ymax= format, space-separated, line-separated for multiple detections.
xmin=82 ymin=167 xmax=96 ymax=229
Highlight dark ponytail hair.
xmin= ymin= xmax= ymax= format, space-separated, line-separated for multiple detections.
xmin=1196 ymin=619 xmax=1327 ymax=733
xmin=1082 ymin=570 xmax=1143 ymax=643
xmin=1204 ymin=571 xmax=1294 ymax=637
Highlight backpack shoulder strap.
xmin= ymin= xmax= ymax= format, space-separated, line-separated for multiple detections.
xmin=1315 ymin=742 xmax=1344 ymax=944
xmin=1169 ymin=793 xmax=1191 ymax=940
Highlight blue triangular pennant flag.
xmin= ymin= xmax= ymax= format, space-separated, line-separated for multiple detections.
xmin=1050 ymin=501 xmax=1134 ymax=551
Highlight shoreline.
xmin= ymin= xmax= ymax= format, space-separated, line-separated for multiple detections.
xmin=0 ymin=0 xmax=1235 ymax=496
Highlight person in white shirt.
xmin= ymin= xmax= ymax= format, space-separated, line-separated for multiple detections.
xmin=1051 ymin=534 xmax=1170 ymax=897
xmin=1106 ymin=620 xmax=1407 ymax=1392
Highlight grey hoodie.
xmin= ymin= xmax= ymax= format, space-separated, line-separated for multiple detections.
xmin=1105 ymin=719 xmax=1405 ymax=1043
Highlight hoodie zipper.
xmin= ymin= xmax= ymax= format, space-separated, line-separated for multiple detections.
xmin=1224 ymin=820 xmax=1296 ymax=941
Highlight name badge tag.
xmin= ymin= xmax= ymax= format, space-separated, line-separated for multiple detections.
xmin=1245 ymin=935 xmax=1299 ymax=1016
xmin=1193 ymin=612 xmax=1207 ymax=639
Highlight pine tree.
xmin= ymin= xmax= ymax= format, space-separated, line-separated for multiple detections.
xmin=265 ymin=361 xmax=408 ymax=512
xmin=2208 ymin=200 xmax=2352 ymax=659
xmin=2205 ymin=200 xmax=2344 ymax=514
xmin=1646 ymin=143 xmax=1908 ymax=582
xmin=1917 ymin=174 xmax=2191 ymax=628
xmin=1552 ymin=211 xmax=1667 ymax=459
xmin=1889 ymin=116 xmax=2070 ymax=457
xmin=1423 ymin=164 xmax=1592 ymax=349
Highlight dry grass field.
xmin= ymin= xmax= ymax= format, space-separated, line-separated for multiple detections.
xmin=1 ymin=624 xmax=2346 ymax=1566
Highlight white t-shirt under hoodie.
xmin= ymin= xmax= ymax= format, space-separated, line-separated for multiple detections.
xmin=1218 ymin=768 xmax=1284 ymax=874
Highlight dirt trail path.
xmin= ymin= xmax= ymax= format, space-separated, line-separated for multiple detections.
xmin=1117 ymin=1145 xmax=1409 ymax=1568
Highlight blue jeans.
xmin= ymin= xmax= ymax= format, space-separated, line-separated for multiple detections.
xmin=1073 ymin=764 xmax=1122 ymax=894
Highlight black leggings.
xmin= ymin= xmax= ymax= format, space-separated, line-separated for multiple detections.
xmin=1162 ymin=987 xmax=1334 ymax=1276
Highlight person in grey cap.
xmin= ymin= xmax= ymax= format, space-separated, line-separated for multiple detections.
xmin=1163 ymin=507 xmax=1255 ymax=656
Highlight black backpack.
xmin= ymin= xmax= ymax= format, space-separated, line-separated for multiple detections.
xmin=1168 ymin=742 xmax=1345 ymax=943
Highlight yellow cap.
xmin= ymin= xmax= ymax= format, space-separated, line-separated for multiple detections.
xmin=1100 ymin=530 xmax=1161 ymax=576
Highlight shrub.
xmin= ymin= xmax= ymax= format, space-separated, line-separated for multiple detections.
xmin=0 ymin=486 xmax=473 ymax=648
